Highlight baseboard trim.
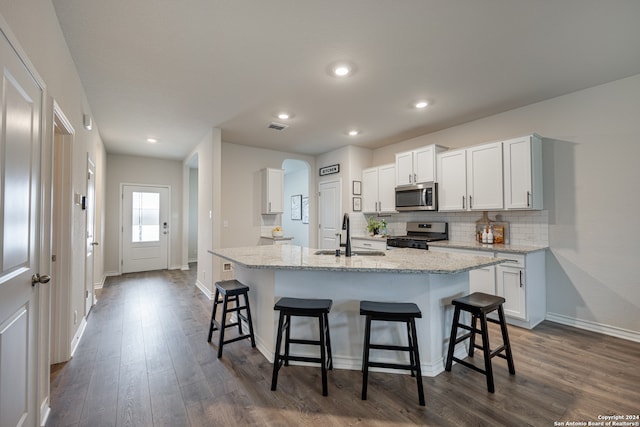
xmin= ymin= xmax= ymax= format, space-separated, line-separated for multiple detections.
xmin=546 ymin=312 xmax=640 ymax=343
xmin=104 ymin=270 xmax=120 ymax=277
xmin=195 ymin=279 xmax=214 ymax=299
xmin=94 ymin=275 xmax=106 ymax=290
xmin=69 ymin=316 xmax=88 ymax=357
xmin=180 ymin=264 xmax=190 ymax=271
xmin=40 ymin=397 xmax=50 ymax=427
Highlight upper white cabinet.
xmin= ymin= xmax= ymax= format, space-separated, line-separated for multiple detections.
xmin=362 ymin=163 xmax=396 ymax=213
xmin=261 ymin=168 xmax=284 ymax=214
xmin=437 ymin=149 xmax=467 ymax=211
xmin=395 ymin=145 xmax=446 ymax=186
xmin=503 ymin=134 xmax=543 ymax=210
xmin=438 ymin=142 xmax=504 ymax=212
xmin=466 ymin=142 xmax=503 ymax=210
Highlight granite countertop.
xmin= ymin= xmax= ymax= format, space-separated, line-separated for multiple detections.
xmin=209 ymin=245 xmax=506 ymax=274
xmin=428 ymin=240 xmax=548 ymax=254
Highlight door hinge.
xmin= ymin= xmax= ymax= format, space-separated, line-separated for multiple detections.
xmin=52 ymin=254 xmax=57 ymax=262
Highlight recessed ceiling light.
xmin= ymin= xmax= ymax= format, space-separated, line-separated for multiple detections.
xmin=414 ymin=100 xmax=429 ymax=109
xmin=147 ymin=138 xmax=157 ymax=143
xmin=277 ymin=112 xmax=290 ymax=120
xmin=348 ymin=129 xmax=359 ymax=136
xmin=328 ymin=61 xmax=356 ymax=78
xmin=334 ymin=65 xmax=351 ymax=77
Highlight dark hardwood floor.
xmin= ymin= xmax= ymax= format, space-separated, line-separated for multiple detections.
xmin=47 ymin=267 xmax=640 ymax=426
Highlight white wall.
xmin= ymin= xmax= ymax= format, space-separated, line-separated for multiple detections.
xmin=372 ymin=74 xmax=640 ymax=337
xmin=220 ymin=142 xmax=316 ymax=248
xmin=183 ymin=129 xmax=222 ymax=297
xmin=104 ymin=154 xmax=184 ymax=273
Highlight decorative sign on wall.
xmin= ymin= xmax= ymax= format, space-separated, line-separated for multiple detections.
xmin=319 ymin=164 xmax=340 ymax=176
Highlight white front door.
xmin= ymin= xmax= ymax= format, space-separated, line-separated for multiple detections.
xmin=318 ymin=179 xmax=341 ymax=250
xmin=0 ymin=29 xmax=43 ymax=427
xmin=122 ymin=185 xmax=170 ymax=273
xmin=85 ymin=157 xmax=96 ymax=313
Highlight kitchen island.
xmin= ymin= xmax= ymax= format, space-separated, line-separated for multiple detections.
xmin=209 ymin=245 xmax=505 ymax=376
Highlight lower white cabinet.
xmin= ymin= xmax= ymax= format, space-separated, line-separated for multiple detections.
xmin=428 ymin=246 xmax=546 ymax=329
xmin=496 ymin=254 xmax=527 ymax=320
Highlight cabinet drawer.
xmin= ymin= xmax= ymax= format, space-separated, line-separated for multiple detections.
xmin=351 ymin=238 xmax=387 ymax=251
xmin=496 ymin=252 xmax=525 ymax=268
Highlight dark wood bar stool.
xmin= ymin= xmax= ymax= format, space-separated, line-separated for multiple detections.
xmin=271 ymin=297 xmax=333 ymax=396
xmin=360 ymin=300 xmax=425 ymax=406
xmin=445 ymin=292 xmax=515 ymax=393
xmin=207 ymin=280 xmax=256 ymax=358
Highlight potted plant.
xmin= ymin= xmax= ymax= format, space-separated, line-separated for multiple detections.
xmin=367 ymin=217 xmax=386 ymax=236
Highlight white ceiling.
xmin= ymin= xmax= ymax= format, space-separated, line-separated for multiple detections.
xmin=52 ymin=0 xmax=640 ymax=159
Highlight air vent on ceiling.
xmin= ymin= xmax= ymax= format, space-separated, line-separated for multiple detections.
xmin=268 ymin=122 xmax=289 ymax=131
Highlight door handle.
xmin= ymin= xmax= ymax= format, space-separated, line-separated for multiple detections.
xmin=32 ymin=273 xmax=51 ymax=286
xmin=91 ymin=242 xmax=99 ymax=246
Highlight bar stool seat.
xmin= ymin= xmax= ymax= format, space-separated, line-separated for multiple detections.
xmin=271 ymin=297 xmax=333 ymax=396
xmin=207 ymin=280 xmax=256 ymax=358
xmin=445 ymin=292 xmax=515 ymax=393
xmin=360 ymin=300 xmax=425 ymax=406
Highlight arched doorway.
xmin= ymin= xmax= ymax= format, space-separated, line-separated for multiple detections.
xmin=282 ymin=159 xmax=310 ymax=247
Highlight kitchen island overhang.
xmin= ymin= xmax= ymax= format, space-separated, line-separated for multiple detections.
xmin=209 ymin=245 xmax=506 ymax=377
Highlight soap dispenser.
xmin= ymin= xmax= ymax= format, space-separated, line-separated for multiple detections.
xmin=487 ymin=225 xmax=494 ymax=244
xmin=482 ymin=226 xmax=488 ymax=243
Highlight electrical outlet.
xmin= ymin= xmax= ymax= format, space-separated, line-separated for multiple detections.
xmin=73 ymin=310 xmax=78 ymax=325
xmin=223 ymin=263 xmax=232 ymax=271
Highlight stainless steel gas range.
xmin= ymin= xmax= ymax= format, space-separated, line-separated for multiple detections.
xmin=386 ymin=222 xmax=448 ymax=250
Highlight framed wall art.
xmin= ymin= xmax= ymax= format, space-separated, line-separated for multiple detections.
xmin=302 ymin=197 xmax=309 ymax=224
xmin=291 ymin=194 xmax=302 ymax=220
xmin=352 ymin=180 xmax=361 ymax=195
xmin=353 ymin=197 xmax=362 ymax=212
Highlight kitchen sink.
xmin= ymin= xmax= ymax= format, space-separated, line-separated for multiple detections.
xmin=314 ymin=250 xmax=386 ymax=256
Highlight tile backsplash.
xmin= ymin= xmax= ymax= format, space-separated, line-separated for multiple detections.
xmin=352 ymin=210 xmax=548 ymax=247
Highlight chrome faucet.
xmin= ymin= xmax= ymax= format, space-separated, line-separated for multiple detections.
xmin=341 ymin=213 xmax=352 ymax=257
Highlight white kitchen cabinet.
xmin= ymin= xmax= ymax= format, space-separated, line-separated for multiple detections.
xmin=428 ymin=245 xmax=546 ymax=329
xmin=261 ymin=168 xmax=284 ymax=214
xmin=437 ymin=142 xmax=503 ymax=212
xmin=362 ymin=164 xmax=396 ymax=213
xmin=428 ymin=247 xmax=496 ymax=294
xmin=503 ymin=134 xmax=543 ymax=210
xmin=351 ymin=237 xmax=387 ymax=251
xmin=437 ymin=149 xmax=467 ymax=211
xmin=466 ymin=142 xmax=503 ymax=210
xmin=495 ymin=251 xmax=545 ymax=328
xmin=395 ymin=145 xmax=446 ymax=186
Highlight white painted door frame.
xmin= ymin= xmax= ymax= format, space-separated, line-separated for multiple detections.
xmin=85 ymin=156 xmax=96 ymax=313
xmin=50 ymin=101 xmax=74 ymax=365
xmin=120 ymin=184 xmax=171 ymax=273
xmin=317 ymin=178 xmax=342 ymax=250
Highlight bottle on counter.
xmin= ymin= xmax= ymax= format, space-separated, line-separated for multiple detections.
xmin=482 ymin=226 xmax=488 ymax=243
xmin=487 ymin=225 xmax=494 ymax=244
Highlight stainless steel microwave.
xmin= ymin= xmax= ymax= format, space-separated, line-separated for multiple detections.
xmin=395 ymin=182 xmax=438 ymax=211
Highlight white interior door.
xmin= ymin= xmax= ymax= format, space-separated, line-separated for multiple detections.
xmin=0 ymin=30 xmax=43 ymax=427
xmin=318 ymin=179 xmax=341 ymax=250
xmin=122 ymin=185 xmax=170 ymax=273
xmin=85 ymin=157 xmax=96 ymax=313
